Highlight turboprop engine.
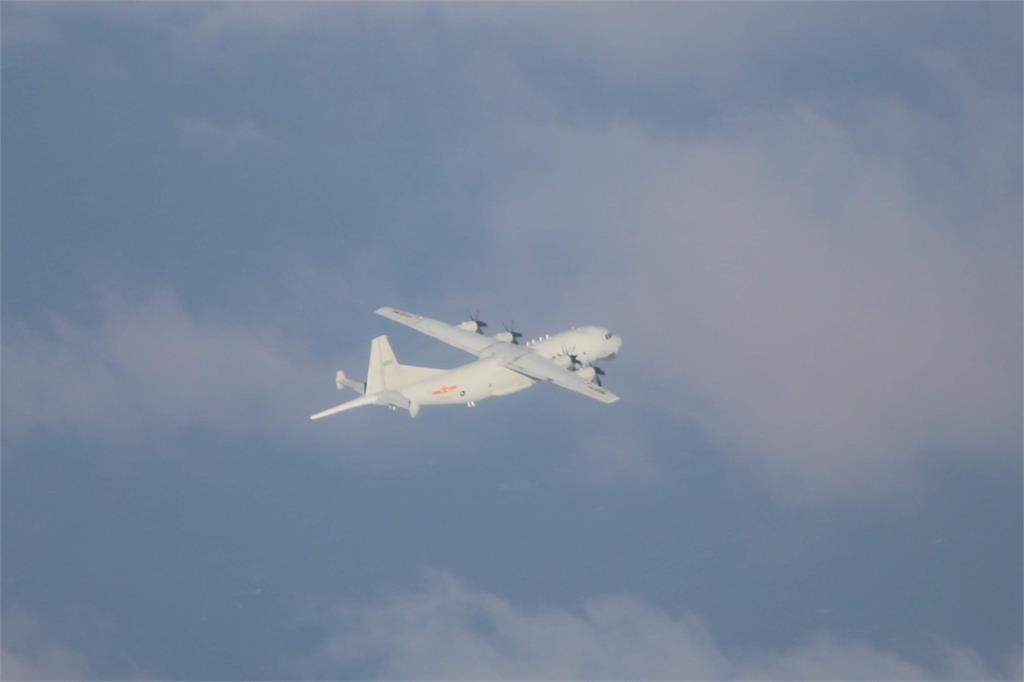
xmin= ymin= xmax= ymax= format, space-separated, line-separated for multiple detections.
xmin=573 ymin=364 xmax=606 ymax=386
xmin=494 ymin=321 xmax=522 ymax=344
xmin=457 ymin=310 xmax=488 ymax=334
xmin=574 ymin=366 xmax=596 ymax=382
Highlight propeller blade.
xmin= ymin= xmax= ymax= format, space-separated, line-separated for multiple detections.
xmin=503 ymin=320 xmax=523 ymax=344
xmin=466 ymin=309 xmax=488 ymax=333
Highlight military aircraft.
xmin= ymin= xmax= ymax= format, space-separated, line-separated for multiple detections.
xmin=310 ymin=307 xmax=623 ymax=419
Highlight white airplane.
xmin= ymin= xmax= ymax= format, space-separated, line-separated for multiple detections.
xmin=310 ymin=307 xmax=623 ymax=420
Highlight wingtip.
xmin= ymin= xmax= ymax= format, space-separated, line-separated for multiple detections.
xmin=376 ymin=306 xmax=421 ymax=321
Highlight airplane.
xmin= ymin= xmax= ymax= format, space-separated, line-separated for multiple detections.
xmin=310 ymin=307 xmax=623 ymax=420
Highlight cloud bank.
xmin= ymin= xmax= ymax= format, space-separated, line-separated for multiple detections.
xmin=314 ymin=573 xmax=1020 ymax=680
xmin=4 ymin=3 xmax=1019 ymax=499
xmin=1 ymin=292 xmax=329 ymax=449
xmin=476 ymin=99 xmax=1020 ymax=496
xmin=1 ymin=615 xmax=90 ymax=681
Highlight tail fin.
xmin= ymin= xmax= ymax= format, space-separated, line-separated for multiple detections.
xmin=365 ymin=335 xmax=446 ymax=394
xmin=310 ymin=336 xmax=448 ymax=420
xmin=366 ymin=335 xmax=401 ymax=394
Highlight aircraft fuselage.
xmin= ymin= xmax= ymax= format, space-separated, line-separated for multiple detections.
xmin=400 ymin=357 xmax=534 ymax=406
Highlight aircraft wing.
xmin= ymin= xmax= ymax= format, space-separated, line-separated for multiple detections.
xmin=376 ymin=307 xmax=500 ymax=357
xmin=505 ymin=351 xmax=620 ymax=404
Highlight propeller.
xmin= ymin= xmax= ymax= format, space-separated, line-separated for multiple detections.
xmin=468 ymin=309 xmax=487 ymax=333
xmin=458 ymin=309 xmax=489 ymax=334
xmin=560 ymin=344 xmax=607 ymax=386
xmin=502 ymin=321 xmax=523 ymax=344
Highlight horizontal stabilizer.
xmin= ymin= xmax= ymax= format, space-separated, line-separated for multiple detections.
xmin=336 ymin=370 xmax=366 ymax=394
xmin=310 ymin=394 xmax=378 ymax=420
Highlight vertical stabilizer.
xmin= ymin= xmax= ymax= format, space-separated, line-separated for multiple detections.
xmin=366 ymin=335 xmax=401 ymax=395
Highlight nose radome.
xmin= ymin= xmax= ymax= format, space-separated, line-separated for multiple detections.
xmin=611 ymin=335 xmax=623 ymax=354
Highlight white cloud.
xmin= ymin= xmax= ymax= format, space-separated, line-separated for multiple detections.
xmin=439 ymin=3 xmax=816 ymax=88
xmin=4 ymin=4 xmax=1017 ymax=501
xmin=403 ymin=3 xmax=1021 ymax=500
xmin=1 ymin=288 xmax=473 ymax=468
xmin=0 ymin=645 xmax=89 ymax=682
xmin=1 ymin=615 xmax=89 ymax=682
xmin=0 ymin=612 xmax=158 ymax=681
xmin=312 ymin=573 xmax=1014 ymax=680
xmin=1 ymin=291 xmax=331 ymax=450
xmin=474 ymin=97 xmax=1020 ymax=497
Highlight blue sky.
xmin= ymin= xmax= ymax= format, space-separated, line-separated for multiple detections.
xmin=2 ymin=3 xmax=1021 ymax=680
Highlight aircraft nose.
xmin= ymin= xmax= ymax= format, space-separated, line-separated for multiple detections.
xmin=610 ymin=335 xmax=623 ymax=357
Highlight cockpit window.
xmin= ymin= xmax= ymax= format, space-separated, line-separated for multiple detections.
xmin=604 ymin=331 xmax=612 ymax=339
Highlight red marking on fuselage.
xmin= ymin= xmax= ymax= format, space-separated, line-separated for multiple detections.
xmin=431 ymin=384 xmax=459 ymax=396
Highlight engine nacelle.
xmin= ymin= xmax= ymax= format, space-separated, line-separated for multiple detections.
xmin=574 ymin=366 xmax=597 ymax=382
xmin=553 ymin=355 xmax=574 ymax=369
xmin=495 ymin=331 xmax=515 ymax=343
xmin=458 ymin=320 xmax=481 ymax=332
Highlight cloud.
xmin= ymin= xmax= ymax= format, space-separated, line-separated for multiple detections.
xmin=472 ymin=95 xmax=1020 ymax=497
xmin=1 ymin=287 xmax=489 ymax=469
xmin=0 ymin=611 xmax=158 ymax=681
xmin=140 ymin=2 xmax=1012 ymax=499
xmin=0 ymin=645 xmax=89 ymax=682
xmin=3 ymin=4 xmax=1018 ymax=501
xmin=406 ymin=3 xmax=1020 ymax=499
xmin=438 ymin=3 xmax=816 ymax=88
xmin=1 ymin=291 xmax=331 ymax=451
xmin=1 ymin=615 xmax=90 ymax=682
xmin=312 ymin=573 xmax=1015 ymax=680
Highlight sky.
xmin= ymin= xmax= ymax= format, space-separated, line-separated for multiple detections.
xmin=2 ymin=3 xmax=1021 ymax=680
